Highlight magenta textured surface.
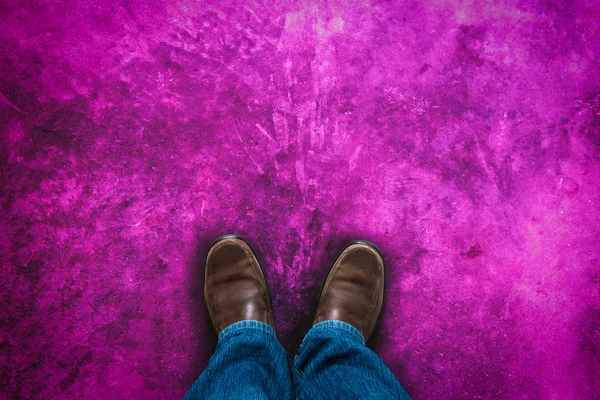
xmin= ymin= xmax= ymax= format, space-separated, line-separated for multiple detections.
xmin=1 ymin=0 xmax=599 ymax=398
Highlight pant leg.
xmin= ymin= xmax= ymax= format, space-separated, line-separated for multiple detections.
xmin=293 ymin=320 xmax=411 ymax=400
xmin=184 ymin=320 xmax=294 ymax=400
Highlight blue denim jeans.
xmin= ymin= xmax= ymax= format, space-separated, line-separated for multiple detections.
xmin=184 ymin=320 xmax=411 ymax=399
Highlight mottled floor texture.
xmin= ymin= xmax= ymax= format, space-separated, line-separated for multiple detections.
xmin=1 ymin=0 xmax=599 ymax=398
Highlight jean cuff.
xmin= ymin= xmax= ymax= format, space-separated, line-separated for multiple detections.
xmin=310 ymin=320 xmax=366 ymax=344
xmin=217 ymin=320 xmax=276 ymax=344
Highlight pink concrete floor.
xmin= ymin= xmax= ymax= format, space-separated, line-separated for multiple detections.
xmin=1 ymin=0 xmax=599 ymax=398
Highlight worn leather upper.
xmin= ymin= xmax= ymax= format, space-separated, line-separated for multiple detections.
xmin=313 ymin=243 xmax=385 ymax=341
xmin=204 ymin=236 xmax=273 ymax=334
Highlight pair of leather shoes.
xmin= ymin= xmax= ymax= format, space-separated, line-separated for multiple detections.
xmin=203 ymin=235 xmax=385 ymax=340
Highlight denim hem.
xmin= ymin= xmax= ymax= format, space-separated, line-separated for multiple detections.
xmin=309 ymin=320 xmax=366 ymax=344
xmin=218 ymin=320 xmax=277 ymax=344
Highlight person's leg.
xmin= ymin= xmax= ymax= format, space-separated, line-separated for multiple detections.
xmin=184 ymin=235 xmax=293 ymax=400
xmin=185 ymin=320 xmax=293 ymax=400
xmin=294 ymin=320 xmax=410 ymax=399
xmin=293 ymin=241 xmax=411 ymax=400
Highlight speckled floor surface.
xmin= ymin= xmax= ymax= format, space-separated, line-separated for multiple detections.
xmin=1 ymin=0 xmax=599 ymax=398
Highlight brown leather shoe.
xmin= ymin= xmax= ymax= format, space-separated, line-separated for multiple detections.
xmin=313 ymin=241 xmax=386 ymax=341
xmin=204 ymin=235 xmax=274 ymax=334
